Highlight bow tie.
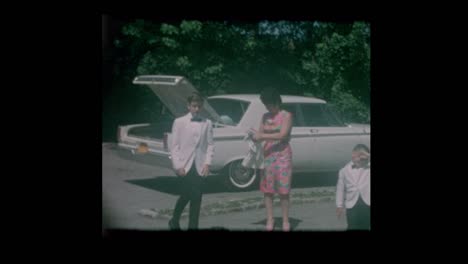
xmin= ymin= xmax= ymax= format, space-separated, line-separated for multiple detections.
xmin=191 ymin=117 xmax=203 ymax=122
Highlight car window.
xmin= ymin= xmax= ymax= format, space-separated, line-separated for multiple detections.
xmin=322 ymin=104 xmax=346 ymax=126
xmin=300 ymin=103 xmax=345 ymax=127
xmin=282 ymin=103 xmax=301 ymax=127
xmin=207 ymin=98 xmax=250 ymax=126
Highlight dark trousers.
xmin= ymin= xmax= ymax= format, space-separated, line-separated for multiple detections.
xmin=346 ymin=196 xmax=371 ymax=230
xmin=171 ymin=165 xmax=204 ymax=229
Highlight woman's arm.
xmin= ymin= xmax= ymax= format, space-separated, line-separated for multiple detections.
xmin=251 ymin=115 xmax=265 ymax=141
xmin=258 ymin=115 xmax=265 ymax=134
xmin=257 ymin=112 xmax=292 ymax=141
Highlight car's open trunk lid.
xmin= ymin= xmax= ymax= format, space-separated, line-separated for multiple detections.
xmin=133 ymin=75 xmax=223 ymax=123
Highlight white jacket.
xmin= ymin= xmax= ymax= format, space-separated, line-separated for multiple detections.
xmin=336 ymin=161 xmax=371 ymax=208
xmin=169 ymin=113 xmax=214 ymax=176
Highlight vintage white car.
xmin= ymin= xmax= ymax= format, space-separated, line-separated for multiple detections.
xmin=117 ymin=75 xmax=370 ymax=190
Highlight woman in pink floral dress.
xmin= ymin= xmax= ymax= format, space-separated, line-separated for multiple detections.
xmin=254 ymin=87 xmax=293 ymax=231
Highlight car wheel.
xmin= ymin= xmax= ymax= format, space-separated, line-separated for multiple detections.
xmin=226 ymin=160 xmax=258 ymax=191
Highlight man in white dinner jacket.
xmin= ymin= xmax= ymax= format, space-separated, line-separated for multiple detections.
xmin=336 ymin=144 xmax=370 ymax=230
xmin=168 ymin=92 xmax=214 ymax=230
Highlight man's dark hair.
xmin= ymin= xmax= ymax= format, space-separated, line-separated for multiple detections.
xmin=353 ymin=144 xmax=370 ymax=153
xmin=260 ymin=87 xmax=282 ymax=106
xmin=187 ymin=92 xmax=204 ymax=104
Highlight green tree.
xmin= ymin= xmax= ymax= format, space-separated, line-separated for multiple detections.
xmin=105 ymin=19 xmax=370 ymax=142
xmin=300 ymin=21 xmax=370 ymax=123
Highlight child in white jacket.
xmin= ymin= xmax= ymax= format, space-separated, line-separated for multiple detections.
xmin=336 ymin=144 xmax=370 ymax=230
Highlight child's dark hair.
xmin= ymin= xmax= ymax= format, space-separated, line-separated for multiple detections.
xmin=260 ymin=87 xmax=282 ymax=106
xmin=353 ymin=144 xmax=370 ymax=153
xmin=187 ymin=92 xmax=204 ymax=104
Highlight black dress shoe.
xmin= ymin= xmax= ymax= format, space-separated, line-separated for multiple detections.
xmin=168 ymin=219 xmax=181 ymax=230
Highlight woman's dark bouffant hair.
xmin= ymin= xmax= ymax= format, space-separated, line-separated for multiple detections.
xmin=260 ymin=87 xmax=282 ymax=106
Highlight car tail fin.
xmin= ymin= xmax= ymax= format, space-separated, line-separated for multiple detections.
xmin=117 ymin=126 xmax=122 ymax=142
xmin=163 ymin=132 xmax=169 ymax=151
